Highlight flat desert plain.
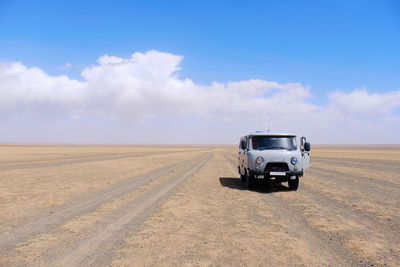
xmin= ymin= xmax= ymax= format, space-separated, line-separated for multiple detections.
xmin=0 ymin=145 xmax=399 ymax=266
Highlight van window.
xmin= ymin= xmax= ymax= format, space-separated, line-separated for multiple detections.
xmin=252 ymin=136 xmax=297 ymax=150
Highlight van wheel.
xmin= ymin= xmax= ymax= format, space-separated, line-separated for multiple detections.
xmin=288 ymin=176 xmax=299 ymax=191
xmin=240 ymin=174 xmax=246 ymax=183
xmin=245 ymin=174 xmax=255 ymax=190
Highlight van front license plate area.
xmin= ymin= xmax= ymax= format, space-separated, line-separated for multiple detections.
xmin=269 ymin=171 xmax=286 ymax=176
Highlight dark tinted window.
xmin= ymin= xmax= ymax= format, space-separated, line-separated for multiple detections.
xmin=252 ymin=136 xmax=297 ymax=150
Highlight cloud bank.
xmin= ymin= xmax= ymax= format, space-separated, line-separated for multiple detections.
xmin=1 ymin=50 xmax=400 ymax=144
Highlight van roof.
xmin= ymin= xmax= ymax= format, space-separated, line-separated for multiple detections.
xmin=245 ymin=131 xmax=296 ymax=137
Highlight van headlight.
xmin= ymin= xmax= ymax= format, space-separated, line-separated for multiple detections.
xmin=290 ymin=157 xmax=297 ymax=165
xmin=256 ymin=156 xmax=264 ymax=164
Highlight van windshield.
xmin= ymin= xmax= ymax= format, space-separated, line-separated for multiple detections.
xmin=252 ymin=136 xmax=297 ymax=151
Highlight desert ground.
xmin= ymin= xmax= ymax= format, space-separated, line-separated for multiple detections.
xmin=0 ymin=144 xmax=399 ymax=266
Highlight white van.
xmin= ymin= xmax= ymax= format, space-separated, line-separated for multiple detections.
xmin=238 ymin=132 xmax=310 ymax=190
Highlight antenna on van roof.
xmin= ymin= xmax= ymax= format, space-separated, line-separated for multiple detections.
xmin=267 ymin=120 xmax=270 ymax=132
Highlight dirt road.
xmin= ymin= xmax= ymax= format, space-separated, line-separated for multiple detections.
xmin=0 ymin=145 xmax=399 ymax=266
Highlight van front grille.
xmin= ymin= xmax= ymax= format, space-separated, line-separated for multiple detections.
xmin=265 ymin=162 xmax=289 ymax=172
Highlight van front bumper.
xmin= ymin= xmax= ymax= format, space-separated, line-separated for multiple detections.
xmin=249 ymin=170 xmax=304 ymax=178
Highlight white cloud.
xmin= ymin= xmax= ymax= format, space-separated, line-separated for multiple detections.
xmin=0 ymin=61 xmax=84 ymax=118
xmin=0 ymin=50 xmax=399 ymax=143
xmin=77 ymin=50 xmax=318 ymax=122
xmin=329 ymin=88 xmax=400 ymax=116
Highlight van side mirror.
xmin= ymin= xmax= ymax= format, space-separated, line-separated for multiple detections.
xmin=304 ymin=142 xmax=311 ymax=152
xmin=241 ymin=140 xmax=246 ymax=150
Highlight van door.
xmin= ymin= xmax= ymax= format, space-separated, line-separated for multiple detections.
xmin=238 ymin=138 xmax=244 ymax=174
xmin=238 ymin=137 xmax=248 ymax=174
xmin=301 ymin=136 xmax=310 ymax=169
xmin=243 ymin=137 xmax=249 ymax=171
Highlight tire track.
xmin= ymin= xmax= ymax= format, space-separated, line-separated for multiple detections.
xmin=300 ymin=184 xmax=400 ymax=244
xmin=222 ymin=154 xmax=359 ymax=265
xmin=311 ymin=157 xmax=400 ymax=184
xmin=0 ymin=147 xmax=209 ymax=166
xmin=310 ymin=164 xmax=400 ymax=189
xmin=225 ymin=153 xmax=400 ymax=265
xmin=308 ymin=167 xmax=400 ymax=207
xmin=313 ymin=156 xmax=400 ymax=171
xmin=0 ymin=152 xmax=129 ymax=166
xmin=56 ymin=153 xmax=213 ymax=266
xmin=0 ymin=153 xmax=208 ymax=251
xmin=0 ymin=149 xmax=207 ymax=172
xmin=0 ymin=153 xmax=142 ymax=171
xmin=227 ymin=152 xmax=400 ymax=265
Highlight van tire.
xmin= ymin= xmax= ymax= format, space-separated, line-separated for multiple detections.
xmin=245 ymin=173 xmax=255 ymax=190
xmin=288 ymin=176 xmax=299 ymax=191
xmin=240 ymin=174 xmax=246 ymax=183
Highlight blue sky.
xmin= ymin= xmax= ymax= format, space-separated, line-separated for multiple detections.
xmin=0 ymin=0 xmax=400 ymax=143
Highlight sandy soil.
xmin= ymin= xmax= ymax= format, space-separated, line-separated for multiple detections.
xmin=0 ymin=145 xmax=399 ymax=266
